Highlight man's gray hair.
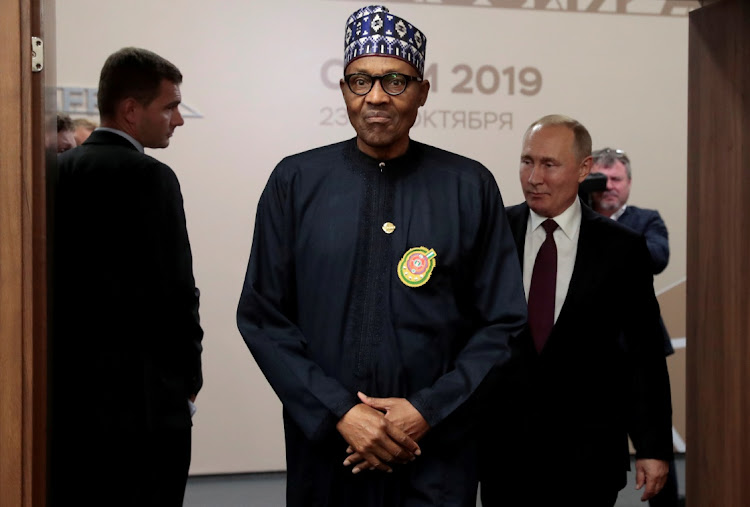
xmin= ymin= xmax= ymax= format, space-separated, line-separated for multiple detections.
xmin=525 ymin=114 xmax=592 ymax=163
xmin=592 ymin=148 xmax=632 ymax=179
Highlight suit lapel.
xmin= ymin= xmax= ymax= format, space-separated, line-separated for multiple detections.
xmin=552 ymin=205 xmax=599 ymax=333
xmin=617 ymin=206 xmax=633 ymax=228
xmin=506 ymin=203 xmax=529 ymax=265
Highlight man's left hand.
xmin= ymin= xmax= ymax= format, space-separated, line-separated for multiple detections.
xmin=634 ymin=458 xmax=669 ymax=501
xmin=357 ymin=392 xmax=430 ymax=441
xmin=343 ymin=392 xmax=430 ymax=472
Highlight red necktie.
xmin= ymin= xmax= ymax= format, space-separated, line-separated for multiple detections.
xmin=528 ymin=219 xmax=558 ymax=353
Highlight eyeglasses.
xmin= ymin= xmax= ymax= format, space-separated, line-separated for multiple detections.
xmin=592 ymin=148 xmax=630 ymax=164
xmin=344 ymin=72 xmax=422 ymax=96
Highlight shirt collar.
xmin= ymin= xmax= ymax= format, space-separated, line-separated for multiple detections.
xmin=95 ymin=127 xmax=145 ymax=153
xmin=611 ymin=204 xmax=627 ymax=221
xmin=529 ymin=197 xmax=582 ymax=240
xmin=346 ymin=137 xmax=420 ymax=176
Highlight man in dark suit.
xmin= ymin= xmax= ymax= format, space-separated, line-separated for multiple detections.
xmin=591 ymin=148 xmax=669 ymax=275
xmin=51 ymin=47 xmax=203 ymax=506
xmin=591 ymin=147 xmax=680 ymax=506
xmin=480 ymin=115 xmax=673 ymax=507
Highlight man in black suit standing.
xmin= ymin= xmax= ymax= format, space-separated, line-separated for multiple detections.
xmin=480 ymin=115 xmax=673 ymax=507
xmin=591 ymin=147 xmax=680 ymax=506
xmin=52 ymin=47 xmax=203 ymax=506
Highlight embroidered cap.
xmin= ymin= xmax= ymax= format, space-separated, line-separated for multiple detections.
xmin=344 ymin=5 xmax=427 ymax=77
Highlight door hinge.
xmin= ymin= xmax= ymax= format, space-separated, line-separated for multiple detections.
xmin=32 ymin=37 xmax=43 ymax=72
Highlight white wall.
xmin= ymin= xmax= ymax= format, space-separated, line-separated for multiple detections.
xmin=56 ymin=0 xmax=694 ymax=474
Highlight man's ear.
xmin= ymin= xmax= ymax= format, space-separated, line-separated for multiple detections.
xmin=121 ymin=97 xmax=139 ymax=124
xmin=418 ymin=80 xmax=430 ymax=107
xmin=578 ymin=155 xmax=593 ymax=183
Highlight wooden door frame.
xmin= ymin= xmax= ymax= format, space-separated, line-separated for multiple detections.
xmin=0 ymin=0 xmax=53 ymax=505
xmin=687 ymin=1 xmax=750 ymax=504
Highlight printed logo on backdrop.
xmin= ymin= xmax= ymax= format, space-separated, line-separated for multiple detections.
xmin=56 ymin=87 xmax=203 ymax=118
xmin=332 ymin=0 xmax=698 ymax=17
xmin=320 ymin=59 xmax=541 ymax=131
xmin=320 ymin=0 xmax=697 ymax=131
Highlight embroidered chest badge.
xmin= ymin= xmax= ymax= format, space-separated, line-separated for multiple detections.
xmin=398 ymin=247 xmax=437 ymax=288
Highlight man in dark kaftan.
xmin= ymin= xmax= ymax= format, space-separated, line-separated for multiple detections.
xmin=237 ymin=5 xmax=527 ymax=506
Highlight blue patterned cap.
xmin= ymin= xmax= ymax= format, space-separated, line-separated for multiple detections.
xmin=344 ymin=5 xmax=427 ymax=77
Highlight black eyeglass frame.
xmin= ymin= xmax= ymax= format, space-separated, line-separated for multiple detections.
xmin=344 ymin=72 xmax=423 ymax=96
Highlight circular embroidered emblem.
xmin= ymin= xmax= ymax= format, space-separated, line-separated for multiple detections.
xmin=398 ymin=247 xmax=437 ymax=287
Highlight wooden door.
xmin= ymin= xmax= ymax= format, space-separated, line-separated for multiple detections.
xmin=0 ymin=0 xmax=55 ymax=505
xmin=687 ymin=0 xmax=750 ymax=504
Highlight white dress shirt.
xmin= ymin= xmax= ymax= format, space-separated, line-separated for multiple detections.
xmin=523 ymin=198 xmax=582 ymax=323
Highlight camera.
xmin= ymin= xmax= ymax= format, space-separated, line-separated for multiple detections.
xmin=578 ymin=172 xmax=607 ymax=208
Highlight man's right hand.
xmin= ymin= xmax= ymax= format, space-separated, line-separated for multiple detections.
xmin=336 ymin=403 xmax=421 ymax=473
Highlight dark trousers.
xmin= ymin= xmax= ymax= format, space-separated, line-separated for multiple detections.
xmin=480 ymin=453 xmax=620 ymax=507
xmin=481 ymin=480 xmax=618 ymax=507
xmin=51 ymin=425 xmax=191 ymax=507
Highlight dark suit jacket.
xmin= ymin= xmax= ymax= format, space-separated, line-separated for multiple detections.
xmin=617 ymin=205 xmax=674 ymax=356
xmin=481 ymin=202 xmax=673 ymax=501
xmin=617 ymin=205 xmax=669 ymax=275
xmin=53 ymin=130 xmax=203 ymax=432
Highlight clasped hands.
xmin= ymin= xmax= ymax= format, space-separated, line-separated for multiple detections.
xmin=335 ymin=391 xmax=430 ymax=474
